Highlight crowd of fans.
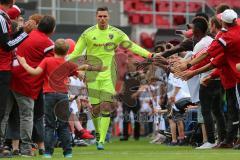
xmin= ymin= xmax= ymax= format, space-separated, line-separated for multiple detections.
xmin=116 ymin=2 xmax=240 ymax=151
xmin=130 ymin=3 xmax=240 ymax=150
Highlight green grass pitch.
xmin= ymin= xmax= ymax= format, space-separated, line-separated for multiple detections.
xmin=7 ymin=138 xmax=240 ymax=160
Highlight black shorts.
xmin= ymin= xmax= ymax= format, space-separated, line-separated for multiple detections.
xmin=169 ymin=98 xmax=193 ymax=122
xmin=175 ymin=98 xmax=193 ymax=114
xmin=170 ymin=110 xmax=185 ymax=122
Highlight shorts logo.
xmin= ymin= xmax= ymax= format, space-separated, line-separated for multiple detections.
xmin=109 ymin=34 xmax=114 ymax=40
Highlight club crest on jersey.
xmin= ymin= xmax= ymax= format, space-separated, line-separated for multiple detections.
xmin=109 ymin=34 xmax=114 ymax=39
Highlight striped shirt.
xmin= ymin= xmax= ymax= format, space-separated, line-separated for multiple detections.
xmin=0 ymin=9 xmax=28 ymax=71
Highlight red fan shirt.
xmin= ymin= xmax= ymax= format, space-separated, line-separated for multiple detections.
xmin=38 ymin=57 xmax=78 ymax=93
xmin=207 ymin=25 xmax=240 ymax=83
xmin=211 ymin=53 xmax=236 ymax=89
xmin=11 ymin=29 xmax=54 ymax=99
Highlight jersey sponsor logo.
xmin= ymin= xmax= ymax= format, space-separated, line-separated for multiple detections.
xmin=93 ymin=42 xmax=116 ymax=47
xmin=109 ymin=34 xmax=114 ymax=39
xmin=104 ymin=42 xmax=117 ymax=51
xmin=90 ymin=40 xmax=133 ymax=52
xmin=93 ymin=40 xmax=133 ymax=52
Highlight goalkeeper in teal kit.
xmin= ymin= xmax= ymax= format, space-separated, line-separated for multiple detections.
xmin=68 ymin=6 xmax=152 ymax=150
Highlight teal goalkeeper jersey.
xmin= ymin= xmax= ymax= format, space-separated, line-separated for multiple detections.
xmin=68 ymin=24 xmax=151 ymax=81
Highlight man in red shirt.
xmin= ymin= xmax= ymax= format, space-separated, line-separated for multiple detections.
xmin=8 ymin=15 xmax=55 ymax=157
xmin=0 ymin=0 xmax=35 ymax=157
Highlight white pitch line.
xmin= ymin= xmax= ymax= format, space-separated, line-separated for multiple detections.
xmin=54 ymin=151 xmax=240 ymax=155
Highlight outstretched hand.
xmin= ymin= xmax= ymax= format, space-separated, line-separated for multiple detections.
xmin=136 ymin=58 xmax=153 ymax=70
xmin=136 ymin=53 xmax=170 ymax=70
xmin=152 ymin=53 xmax=169 ymax=66
xmin=23 ymin=20 xmax=37 ymax=33
xmin=16 ymin=55 xmax=27 ymax=66
xmin=100 ymin=66 xmax=108 ymax=72
xmin=174 ymin=70 xmax=195 ymax=81
xmin=78 ymin=64 xmax=108 ymax=72
xmin=168 ymin=55 xmax=182 ymax=64
xmin=78 ymin=64 xmax=89 ymax=71
xmin=171 ymin=60 xmax=188 ymax=73
xmin=200 ymin=76 xmax=211 ymax=87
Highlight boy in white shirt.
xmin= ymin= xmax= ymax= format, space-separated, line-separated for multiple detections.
xmin=68 ymin=75 xmax=94 ymax=140
xmin=167 ymin=73 xmax=191 ymax=145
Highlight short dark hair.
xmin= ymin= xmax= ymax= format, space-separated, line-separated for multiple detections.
xmin=96 ymin=6 xmax=108 ymax=14
xmin=37 ymin=15 xmax=55 ymax=34
xmin=54 ymin=39 xmax=69 ymax=56
xmin=215 ymin=3 xmax=230 ymax=14
xmin=195 ymin=12 xmax=209 ymax=22
xmin=0 ymin=0 xmax=12 ymax=5
xmin=192 ymin=17 xmax=209 ymax=34
xmin=210 ymin=16 xmax=222 ymax=29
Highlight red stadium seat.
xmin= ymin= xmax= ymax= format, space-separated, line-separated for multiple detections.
xmin=123 ymin=0 xmax=143 ymax=12
xmin=140 ymin=32 xmax=154 ymax=49
xmin=142 ymin=14 xmax=153 ymax=24
xmin=156 ymin=1 xmax=169 ymax=12
xmin=124 ymin=1 xmax=134 ymax=12
xmin=173 ymin=15 xmax=186 ymax=25
xmin=173 ymin=2 xmax=186 ymax=12
xmin=135 ymin=1 xmax=145 ymax=10
xmin=129 ymin=14 xmax=141 ymax=24
xmin=188 ymin=2 xmax=201 ymax=12
xmin=156 ymin=16 xmax=170 ymax=27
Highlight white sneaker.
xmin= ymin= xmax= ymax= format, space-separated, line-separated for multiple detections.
xmin=149 ymin=133 xmax=166 ymax=144
xmin=149 ymin=133 xmax=161 ymax=143
xmin=195 ymin=142 xmax=217 ymax=149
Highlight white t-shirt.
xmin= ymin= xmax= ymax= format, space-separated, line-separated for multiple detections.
xmin=192 ymin=36 xmax=213 ymax=55
xmin=193 ymin=35 xmax=214 ymax=78
xmin=68 ymin=76 xmax=88 ymax=101
xmin=68 ymin=77 xmax=85 ymax=95
xmin=185 ymin=36 xmax=214 ymax=103
xmin=139 ymin=88 xmax=152 ymax=113
xmin=147 ymin=84 xmax=161 ymax=109
xmin=68 ymin=77 xmax=86 ymax=114
xmin=168 ymin=73 xmax=190 ymax=101
xmin=187 ymin=75 xmax=200 ymax=103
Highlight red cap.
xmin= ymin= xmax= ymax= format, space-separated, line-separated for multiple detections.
xmin=65 ymin=39 xmax=76 ymax=54
xmin=7 ymin=5 xmax=21 ymax=20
